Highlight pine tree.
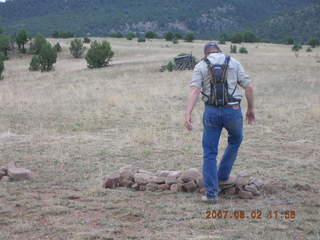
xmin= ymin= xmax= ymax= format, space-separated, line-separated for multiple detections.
xmin=126 ymin=32 xmax=135 ymax=40
xmin=164 ymin=32 xmax=174 ymax=41
xmin=0 ymin=60 xmax=4 ymax=79
xmin=230 ymin=32 xmax=243 ymax=43
xmin=184 ymin=33 xmax=195 ymax=42
xmin=85 ymin=40 xmax=114 ymax=68
xmin=30 ymin=34 xmax=47 ymax=54
xmin=0 ymin=34 xmax=10 ymax=56
xmin=39 ymin=42 xmax=57 ymax=71
xmin=69 ymin=39 xmax=85 ymax=58
xmin=29 ymin=55 xmax=41 ymax=71
xmin=16 ymin=29 xmax=28 ymax=53
xmin=53 ymin=42 xmax=62 ymax=52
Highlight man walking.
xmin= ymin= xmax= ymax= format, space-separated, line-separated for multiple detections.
xmin=184 ymin=42 xmax=255 ymax=203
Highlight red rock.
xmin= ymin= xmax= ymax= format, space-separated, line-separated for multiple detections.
xmin=119 ymin=178 xmax=134 ymax=188
xmin=103 ymin=175 xmax=120 ymax=189
xmin=137 ymin=169 xmax=153 ymax=175
xmin=179 ymin=168 xmax=201 ymax=183
xmin=219 ymin=175 xmax=237 ymax=186
xmin=0 ymin=170 xmax=6 ymax=180
xmin=1 ymin=176 xmax=10 ymax=182
xmin=156 ymin=171 xmax=172 ymax=178
xmin=223 ymin=187 xmax=236 ymax=195
xmin=195 ymin=176 xmax=204 ymax=188
xmin=146 ymin=183 xmax=159 ymax=191
xmin=156 ymin=171 xmax=181 ymax=178
xmin=165 ymin=176 xmax=179 ymax=185
xmin=119 ymin=166 xmax=139 ymax=181
xmin=7 ymin=162 xmax=33 ymax=181
xmin=235 ymin=172 xmax=250 ymax=186
xmin=133 ymin=172 xmax=164 ymax=185
xmin=249 ymin=178 xmax=264 ymax=189
xmin=182 ymin=181 xmax=197 ymax=192
xmin=158 ymin=184 xmax=170 ymax=191
xmin=238 ymin=189 xmax=253 ymax=199
xmin=131 ymin=183 xmax=140 ymax=190
xmin=151 ymin=177 xmax=165 ymax=184
xmin=244 ymin=184 xmax=261 ymax=196
xmin=170 ymin=183 xmax=183 ymax=192
xmin=0 ymin=166 xmax=7 ymax=175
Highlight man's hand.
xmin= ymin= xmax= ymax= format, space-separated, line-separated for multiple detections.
xmin=184 ymin=113 xmax=193 ymax=131
xmin=184 ymin=87 xmax=201 ymax=131
xmin=246 ymin=109 xmax=255 ymax=125
xmin=244 ymin=83 xmax=255 ymax=125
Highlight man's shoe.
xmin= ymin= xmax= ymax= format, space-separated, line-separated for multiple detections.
xmin=201 ymin=195 xmax=218 ymax=204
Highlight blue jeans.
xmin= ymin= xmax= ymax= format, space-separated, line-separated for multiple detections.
xmin=202 ymin=105 xmax=243 ymax=198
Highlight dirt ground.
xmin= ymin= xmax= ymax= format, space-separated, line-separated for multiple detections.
xmin=0 ymin=38 xmax=319 ymax=240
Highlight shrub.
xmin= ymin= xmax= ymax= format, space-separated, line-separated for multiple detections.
xmin=166 ymin=61 xmax=174 ymax=72
xmin=239 ymin=47 xmax=248 ymax=54
xmin=53 ymin=42 xmax=62 ymax=52
xmin=69 ymin=38 xmax=85 ymax=58
xmin=52 ymin=31 xmax=74 ymax=38
xmin=0 ymin=34 xmax=11 ymax=56
xmin=52 ymin=31 xmax=60 ymax=38
xmin=110 ymin=32 xmax=123 ymax=38
xmin=39 ymin=42 xmax=57 ymax=71
xmin=0 ymin=60 xmax=4 ymax=79
xmin=126 ymin=32 xmax=135 ymax=40
xmin=243 ymin=31 xmax=257 ymax=43
xmin=308 ymin=37 xmax=320 ymax=48
xmin=292 ymin=44 xmax=302 ymax=57
xmin=172 ymin=38 xmax=178 ymax=44
xmin=218 ymin=33 xmax=229 ymax=44
xmin=16 ymin=29 xmax=28 ymax=53
xmin=30 ymin=34 xmax=47 ymax=54
xmin=184 ymin=33 xmax=195 ymax=42
xmin=60 ymin=31 xmax=74 ymax=38
xmin=218 ymin=38 xmax=226 ymax=44
xmin=137 ymin=37 xmax=146 ymax=43
xmin=164 ymin=32 xmax=174 ymax=41
xmin=260 ymin=39 xmax=271 ymax=43
xmin=292 ymin=44 xmax=302 ymax=52
xmin=285 ymin=37 xmax=294 ymax=45
xmin=29 ymin=55 xmax=41 ymax=71
xmin=85 ymin=40 xmax=114 ymax=68
xmin=145 ymin=31 xmax=158 ymax=39
xmin=230 ymin=45 xmax=237 ymax=53
xmin=230 ymin=32 xmax=243 ymax=43
xmin=174 ymin=33 xmax=184 ymax=39
xmin=0 ymin=55 xmax=9 ymax=61
xmin=306 ymin=47 xmax=312 ymax=52
xmin=83 ymin=37 xmax=91 ymax=43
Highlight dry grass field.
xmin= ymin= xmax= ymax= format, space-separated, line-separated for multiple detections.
xmin=0 ymin=37 xmax=319 ymax=240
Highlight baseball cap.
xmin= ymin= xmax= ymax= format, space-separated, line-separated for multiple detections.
xmin=204 ymin=42 xmax=221 ymax=53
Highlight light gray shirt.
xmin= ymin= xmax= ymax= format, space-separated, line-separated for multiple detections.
xmin=190 ymin=52 xmax=251 ymax=103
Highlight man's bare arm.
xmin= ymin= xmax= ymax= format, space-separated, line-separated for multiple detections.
xmin=244 ymin=83 xmax=255 ymax=124
xmin=184 ymin=86 xmax=201 ymax=130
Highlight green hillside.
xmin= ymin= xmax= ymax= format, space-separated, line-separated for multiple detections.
xmin=0 ymin=0 xmax=319 ymax=42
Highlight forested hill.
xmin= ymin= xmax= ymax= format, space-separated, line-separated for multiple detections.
xmin=0 ymin=0 xmax=319 ymax=42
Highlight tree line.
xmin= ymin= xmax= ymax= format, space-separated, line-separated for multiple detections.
xmin=1 ymin=27 xmax=319 ymax=80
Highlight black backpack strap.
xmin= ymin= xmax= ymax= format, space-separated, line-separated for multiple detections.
xmin=203 ymin=58 xmax=216 ymax=85
xmin=224 ymin=55 xmax=231 ymax=65
xmin=203 ymin=57 xmax=211 ymax=66
xmin=222 ymin=55 xmax=230 ymax=83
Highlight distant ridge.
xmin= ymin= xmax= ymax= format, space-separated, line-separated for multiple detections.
xmin=0 ymin=0 xmax=319 ymax=42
